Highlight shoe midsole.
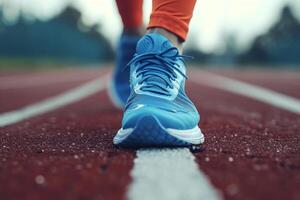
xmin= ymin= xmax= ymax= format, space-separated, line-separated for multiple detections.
xmin=114 ymin=126 xmax=204 ymax=145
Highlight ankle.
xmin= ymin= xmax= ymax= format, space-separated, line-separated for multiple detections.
xmin=147 ymin=28 xmax=183 ymax=53
xmin=123 ymin=26 xmax=145 ymax=37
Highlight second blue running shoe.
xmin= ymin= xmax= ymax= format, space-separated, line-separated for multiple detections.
xmin=108 ymin=33 xmax=140 ymax=109
xmin=113 ymin=33 xmax=204 ymax=148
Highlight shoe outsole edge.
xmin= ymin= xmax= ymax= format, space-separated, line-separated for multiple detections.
xmin=113 ymin=115 xmax=204 ymax=148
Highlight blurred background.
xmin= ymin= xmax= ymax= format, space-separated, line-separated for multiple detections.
xmin=0 ymin=0 xmax=300 ymax=69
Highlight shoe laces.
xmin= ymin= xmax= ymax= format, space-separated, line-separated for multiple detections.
xmin=126 ymin=47 xmax=190 ymax=96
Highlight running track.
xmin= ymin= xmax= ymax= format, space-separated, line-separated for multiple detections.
xmin=0 ymin=67 xmax=299 ymax=200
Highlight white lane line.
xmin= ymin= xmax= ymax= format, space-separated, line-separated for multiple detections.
xmin=190 ymin=71 xmax=300 ymax=115
xmin=128 ymin=148 xmax=221 ymax=200
xmin=0 ymin=74 xmax=109 ymax=127
xmin=0 ymin=75 xmax=97 ymax=90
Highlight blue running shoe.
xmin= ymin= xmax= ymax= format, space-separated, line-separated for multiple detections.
xmin=113 ymin=33 xmax=204 ymax=148
xmin=108 ymin=34 xmax=140 ymax=108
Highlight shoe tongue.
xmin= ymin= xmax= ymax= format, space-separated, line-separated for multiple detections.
xmin=136 ymin=33 xmax=173 ymax=54
xmin=135 ymin=33 xmax=179 ymax=91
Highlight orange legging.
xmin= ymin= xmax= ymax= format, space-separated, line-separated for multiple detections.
xmin=115 ymin=0 xmax=196 ymax=41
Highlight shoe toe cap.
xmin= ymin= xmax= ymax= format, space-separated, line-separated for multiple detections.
xmin=122 ymin=106 xmax=199 ymax=130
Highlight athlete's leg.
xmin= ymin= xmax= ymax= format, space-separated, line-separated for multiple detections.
xmin=114 ymin=0 xmax=204 ymax=148
xmin=148 ymin=0 xmax=196 ymax=53
xmin=108 ymin=0 xmax=144 ymax=108
xmin=115 ymin=0 xmax=144 ymax=35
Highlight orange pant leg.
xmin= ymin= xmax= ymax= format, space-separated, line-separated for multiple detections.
xmin=115 ymin=0 xmax=143 ymax=29
xmin=148 ymin=0 xmax=196 ymax=41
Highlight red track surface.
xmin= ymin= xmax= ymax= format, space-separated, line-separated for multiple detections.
xmin=0 ymin=67 xmax=299 ymax=200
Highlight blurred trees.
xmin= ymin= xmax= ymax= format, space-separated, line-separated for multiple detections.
xmin=240 ymin=6 xmax=300 ymax=65
xmin=1 ymin=4 xmax=299 ymax=67
xmin=0 ymin=6 xmax=114 ymax=63
xmin=186 ymin=5 xmax=300 ymax=67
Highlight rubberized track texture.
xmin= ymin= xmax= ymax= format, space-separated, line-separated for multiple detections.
xmin=0 ymin=67 xmax=300 ymax=200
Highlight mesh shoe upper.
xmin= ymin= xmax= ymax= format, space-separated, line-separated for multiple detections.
xmin=122 ymin=33 xmax=200 ymax=130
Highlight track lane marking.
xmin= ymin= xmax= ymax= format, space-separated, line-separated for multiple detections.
xmin=128 ymin=148 xmax=221 ymax=200
xmin=190 ymin=71 xmax=300 ymax=115
xmin=0 ymin=75 xmax=98 ymax=90
xmin=0 ymin=74 xmax=109 ymax=127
